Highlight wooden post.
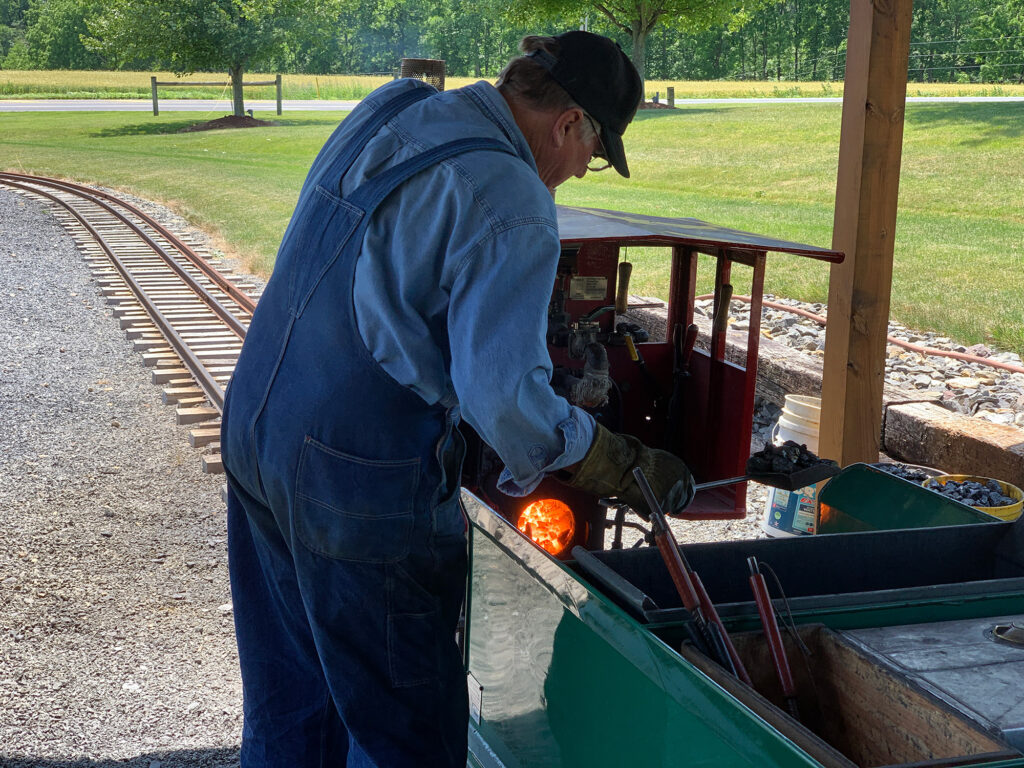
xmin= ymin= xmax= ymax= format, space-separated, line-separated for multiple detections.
xmin=151 ymin=76 xmax=159 ymax=116
xmin=819 ymin=0 xmax=914 ymax=466
xmin=667 ymin=86 xmax=675 ymax=107
xmin=275 ymin=73 xmax=282 ymax=115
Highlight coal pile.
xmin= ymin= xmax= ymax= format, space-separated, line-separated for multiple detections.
xmin=747 ymin=440 xmax=829 ymax=474
xmin=870 ymin=462 xmax=931 ymax=484
xmin=924 ymin=477 xmax=1017 ymax=508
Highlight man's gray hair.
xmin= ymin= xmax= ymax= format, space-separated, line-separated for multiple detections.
xmin=496 ymin=35 xmax=596 ymax=141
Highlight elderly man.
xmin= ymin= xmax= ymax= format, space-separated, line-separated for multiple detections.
xmin=221 ymin=31 xmax=693 ymax=767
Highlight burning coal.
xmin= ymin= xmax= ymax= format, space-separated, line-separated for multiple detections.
xmin=517 ymin=498 xmax=575 ymax=555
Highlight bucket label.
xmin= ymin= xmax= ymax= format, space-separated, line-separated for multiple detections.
xmin=792 ymin=490 xmax=817 ymax=534
xmin=768 ymin=489 xmax=791 ymax=529
xmin=764 ymin=486 xmax=817 ymax=535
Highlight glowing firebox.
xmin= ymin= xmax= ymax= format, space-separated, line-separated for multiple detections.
xmin=517 ymin=498 xmax=576 ymax=555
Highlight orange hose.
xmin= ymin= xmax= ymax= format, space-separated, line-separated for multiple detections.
xmin=694 ymin=294 xmax=1024 ymax=376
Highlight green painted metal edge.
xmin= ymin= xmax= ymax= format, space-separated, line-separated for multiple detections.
xmin=463 ymin=491 xmax=831 ymax=768
xmin=711 ymin=590 xmax=1024 ymax=634
xmin=818 ymin=463 xmax=999 ymax=533
xmin=461 ymin=489 xmax=1024 ymax=768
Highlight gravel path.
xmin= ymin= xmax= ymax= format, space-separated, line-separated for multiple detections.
xmin=0 ymin=188 xmax=241 ymax=767
xmin=0 ymin=183 xmax=768 ymax=766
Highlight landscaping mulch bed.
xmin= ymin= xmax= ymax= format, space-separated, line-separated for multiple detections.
xmin=178 ymin=115 xmax=276 ymax=133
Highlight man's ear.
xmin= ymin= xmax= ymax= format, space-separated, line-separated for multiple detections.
xmin=550 ymin=108 xmax=583 ymax=150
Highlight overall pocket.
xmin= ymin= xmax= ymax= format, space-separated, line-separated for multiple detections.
xmin=294 ymin=436 xmax=420 ymax=563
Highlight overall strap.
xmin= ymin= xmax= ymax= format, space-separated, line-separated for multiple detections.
xmin=330 ymin=86 xmax=433 ymax=181
xmin=346 ymin=138 xmax=511 ymax=216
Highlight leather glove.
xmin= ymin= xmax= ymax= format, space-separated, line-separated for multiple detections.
xmin=563 ymin=423 xmax=696 ymax=518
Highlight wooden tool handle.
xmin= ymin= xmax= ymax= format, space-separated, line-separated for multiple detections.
xmin=680 ymin=322 xmax=698 ymax=370
xmin=693 ymin=572 xmax=752 ymax=686
xmin=712 ymin=283 xmax=733 ymax=335
xmin=749 ymin=561 xmax=800 ymax=720
xmin=615 ymin=261 xmax=633 ymax=315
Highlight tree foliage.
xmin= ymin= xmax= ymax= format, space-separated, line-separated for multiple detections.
xmin=23 ymin=0 xmax=105 ymax=69
xmin=1 ymin=0 xmax=1022 ymax=86
xmin=84 ymin=0 xmax=344 ymax=113
xmin=511 ymin=0 xmax=764 ymax=84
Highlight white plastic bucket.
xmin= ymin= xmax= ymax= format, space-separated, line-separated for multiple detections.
xmin=783 ymin=395 xmax=821 ymax=425
xmin=761 ymin=395 xmax=821 ymax=538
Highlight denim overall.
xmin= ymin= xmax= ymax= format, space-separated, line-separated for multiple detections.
xmin=221 ymin=86 xmax=509 ymax=767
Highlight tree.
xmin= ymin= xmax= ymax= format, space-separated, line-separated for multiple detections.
xmin=420 ymin=0 xmax=549 ymax=77
xmin=974 ymin=0 xmax=1024 ymax=83
xmin=258 ymin=0 xmax=369 ymax=74
xmin=86 ymin=0 xmax=342 ymax=115
xmin=0 ymin=0 xmax=29 ymax=63
xmin=23 ymin=0 xmax=107 ymax=69
xmin=515 ymin=0 xmax=772 ymax=87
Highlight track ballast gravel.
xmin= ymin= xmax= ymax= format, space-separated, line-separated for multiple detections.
xmin=0 ymin=183 xmax=770 ymax=765
xmin=0 ymin=188 xmax=242 ymax=767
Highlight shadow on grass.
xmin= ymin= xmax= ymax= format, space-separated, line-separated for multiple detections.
xmin=632 ymin=107 xmax=723 ymax=122
xmin=0 ymin=747 xmax=240 ymax=767
xmin=905 ymin=102 xmax=1024 ymax=143
xmin=90 ymin=118 xmax=336 ymax=138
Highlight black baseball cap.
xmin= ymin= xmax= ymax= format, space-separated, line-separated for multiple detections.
xmin=526 ymin=31 xmax=642 ymax=178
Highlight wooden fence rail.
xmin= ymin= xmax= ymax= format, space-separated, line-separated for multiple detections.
xmin=150 ymin=74 xmax=282 ymax=116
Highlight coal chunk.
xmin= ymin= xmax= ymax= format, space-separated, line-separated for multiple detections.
xmin=870 ymin=462 xmax=930 ymax=484
xmin=747 ymin=440 xmax=833 ymax=474
xmin=924 ymin=478 xmax=1016 ymax=507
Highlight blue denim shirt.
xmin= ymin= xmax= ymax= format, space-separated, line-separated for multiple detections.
xmin=338 ymin=78 xmax=595 ymax=495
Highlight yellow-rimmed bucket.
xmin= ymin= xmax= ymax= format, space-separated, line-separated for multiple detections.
xmin=923 ymin=475 xmax=1023 ymax=522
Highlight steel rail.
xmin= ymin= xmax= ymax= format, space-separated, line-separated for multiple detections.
xmin=1 ymin=177 xmax=228 ymax=412
xmin=0 ymin=171 xmax=257 ymax=316
xmin=0 ymin=173 xmax=252 ymax=337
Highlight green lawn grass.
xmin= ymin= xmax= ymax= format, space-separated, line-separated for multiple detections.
xmin=1 ymin=102 xmax=1021 ymax=355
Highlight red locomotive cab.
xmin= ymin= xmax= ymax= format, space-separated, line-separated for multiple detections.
xmin=460 ymin=205 xmax=843 ymax=558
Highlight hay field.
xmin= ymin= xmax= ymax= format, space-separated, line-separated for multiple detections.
xmin=4 ymin=69 xmax=1024 ymax=101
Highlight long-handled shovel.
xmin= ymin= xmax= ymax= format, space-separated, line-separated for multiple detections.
xmin=665 ymin=322 xmax=698 ymax=455
xmin=749 ymin=556 xmax=801 ymax=720
xmin=633 ymin=467 xmax=752 ymax=685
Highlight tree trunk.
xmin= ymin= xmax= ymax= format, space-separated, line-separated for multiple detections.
xmin=631 ymin=27 xmax=648 ymax=98
xmin=230 ymin=64 xmax=245 ymax=117
xmin=477 ymin=19 xmax=485 ymax=78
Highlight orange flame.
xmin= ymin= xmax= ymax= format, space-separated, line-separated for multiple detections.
xmin=517 ymin=498 xmax=576 ymax=555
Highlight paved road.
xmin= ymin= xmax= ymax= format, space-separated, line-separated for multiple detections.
xmin=0 ymin=98 xmax=361 ymax=112
xmin=1 ymin=96 xmax=1023 ymax=112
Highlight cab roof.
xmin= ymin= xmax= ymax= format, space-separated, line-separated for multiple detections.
xmin=557 ymin=206 xmax=844 ymax=263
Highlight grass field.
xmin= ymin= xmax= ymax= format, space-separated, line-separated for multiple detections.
xmin=4 ymin=69 xmax=1024 ymax=101
xmin=1 ymin=101 xmax=1021 ymax=355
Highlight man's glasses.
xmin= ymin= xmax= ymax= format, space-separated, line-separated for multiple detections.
xmin=584 ymin=114 xmax=612 ymax=173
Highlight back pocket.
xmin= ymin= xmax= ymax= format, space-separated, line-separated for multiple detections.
xmin=295 ymin=437 xmax=420 ymax=563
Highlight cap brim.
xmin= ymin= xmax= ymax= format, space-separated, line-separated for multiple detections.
xmin=601 ymin=127 xmax=630 ymax=178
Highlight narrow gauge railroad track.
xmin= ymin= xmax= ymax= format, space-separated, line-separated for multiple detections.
xmin=0 ymin=171 xmax=259 ymax=474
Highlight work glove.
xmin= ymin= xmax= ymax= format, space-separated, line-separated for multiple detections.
xmin=564 ymin=423 xmax=696 ymax=518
